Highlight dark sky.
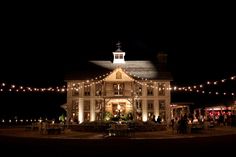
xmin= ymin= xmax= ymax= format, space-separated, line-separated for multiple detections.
xmin=0 ymin=5 xmax=235 ymax=118
xmin=1 ymin=6 xmax=235 ymax=82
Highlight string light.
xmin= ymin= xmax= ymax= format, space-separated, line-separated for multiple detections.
xmin=0 ymin=68 xmax=234 ymax=97
xmin=176 ymin=75 xmax=235 ymax=90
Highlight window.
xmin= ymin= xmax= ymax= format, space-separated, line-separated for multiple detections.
xmin=135 ymin=84 xmax=142 ymax=96
xmin=115 ymin=54 xmax=123 ymax=59
xmin=72 ymin=100 xmax=79 ymax=116
xmin=95 ymin=84 xmax=102 ymax=96
xmin=84 ymin=112 xmax=90 ymax=121
xmin=95 ymin=100 xmax=102 ymax=111
xmin=95 ymin=112 xmax=102 ymax=121
xmin=95 ymin=100 xmax=102 ymax=121
xmin=113 ymin=83 xmax=124 ymax=95
xmin=159 ymin=100 xmax=165 ymax=110
xmin=116 ymin=71 xmax=122 ymax=79
xmin=84 ymin=84 xmax=91 ymax=96
xmin=148 ymin=112 xmax=154 ymax=121
xmin=136 ymin=100 xmax=142 ymax=110
xmin=159 ymin=111 xmax=166 ymax=121
xmin=72 ymin=84 xmax=79 ymax=96
xmin=158 ymin=83 xmax=165 ymax=96
xmin=84 ymin=100 xmax=90 ymax=111
xmin=147 ymin=83 xmax=153 ymax=96
xmin=147 ymin=100 xmax=154 ymax=110
xmin=135 ymin=99 xmax=142 ymax=120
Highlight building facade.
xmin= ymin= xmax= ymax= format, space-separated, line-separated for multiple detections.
xmin=65 ymin=44 xmax=172 ymax=124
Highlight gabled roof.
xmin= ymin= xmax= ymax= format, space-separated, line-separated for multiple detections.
xmin=104 ymin=68 xmax=134 ymax=82
xmin=65 ymin=60 xmax=172 ymax=81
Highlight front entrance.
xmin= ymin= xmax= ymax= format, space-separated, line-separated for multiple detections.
xmin=112 ymin=103 xmax=126 ymax=118
xmin=104 ymin=98 xmax=133 ymax=120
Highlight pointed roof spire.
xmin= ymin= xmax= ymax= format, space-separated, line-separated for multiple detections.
xmin=116 ymin=41 xmax=122 ymax=52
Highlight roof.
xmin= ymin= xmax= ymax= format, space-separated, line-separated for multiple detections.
xmin=65 ymin=60 xmax=172 ymax=81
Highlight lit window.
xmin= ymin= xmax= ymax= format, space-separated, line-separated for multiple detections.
xmin=72 ymin=84 xmax=79 ymax=96
xmin=147 ymin=100 xmax=154 ymax=110
xmin=113 ymin=83 xmax=124 ymax=95
xmin=147 ymin=83 xmax=153 ymax=96
xmin=158 ymin=83 xmax=165 ymax=96
xmin=84 ymin=84 xmax=90 ymax=96
xmin=116 ymin=71 xmax=122 ymax=79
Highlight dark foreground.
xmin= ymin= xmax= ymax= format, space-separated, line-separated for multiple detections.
xmin=0 ymin=134 xmax=235 ymax=156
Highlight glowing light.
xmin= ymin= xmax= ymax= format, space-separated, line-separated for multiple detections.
xmin=117 ymin=104 xmax=121 ymax=110
xmin=142 ymin=115 xmax=147 ymax=122
xmin=0 ymin=68 xmax=234 ymax=96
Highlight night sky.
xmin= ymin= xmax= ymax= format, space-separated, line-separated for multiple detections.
xmin=0 ymin=5 xmax=235 ymax=118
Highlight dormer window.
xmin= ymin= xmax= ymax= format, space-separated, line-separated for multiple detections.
xmin=116 ymin=71 xmax=122 ymax=79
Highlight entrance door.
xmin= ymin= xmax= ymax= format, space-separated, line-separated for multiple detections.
xmin=112 ymin=103 xmax=126 ymax=117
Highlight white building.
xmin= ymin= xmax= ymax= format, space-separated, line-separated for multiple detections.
xmin=65 ymin=43 xmax=172 ymax=124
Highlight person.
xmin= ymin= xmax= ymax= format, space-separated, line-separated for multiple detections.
xmin=152 ymin=115 xmax=156 ymax=122
xmin=171 ymin=118 xmax=175 ymax=129
xmin=156 ymin=116 xmax=161 ymax=124
xmin=219 ymin=114 xmax=224 ymax=126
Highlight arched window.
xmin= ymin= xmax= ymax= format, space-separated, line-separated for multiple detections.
xmin=116 ymin=71 xmax=122 ymax=79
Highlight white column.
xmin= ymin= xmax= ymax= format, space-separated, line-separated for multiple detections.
xmin=90 ymin=99 xmax=95 ymax=121
xmin=79 ymin=98 xmax=84 ymax=124
xmin=142 ymin=99 xmax=147 ymax=121
xmin=154 ymin=99 xmax=159 ymax=117
xmin=91 ymin=82 xmax=95 ymax=97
